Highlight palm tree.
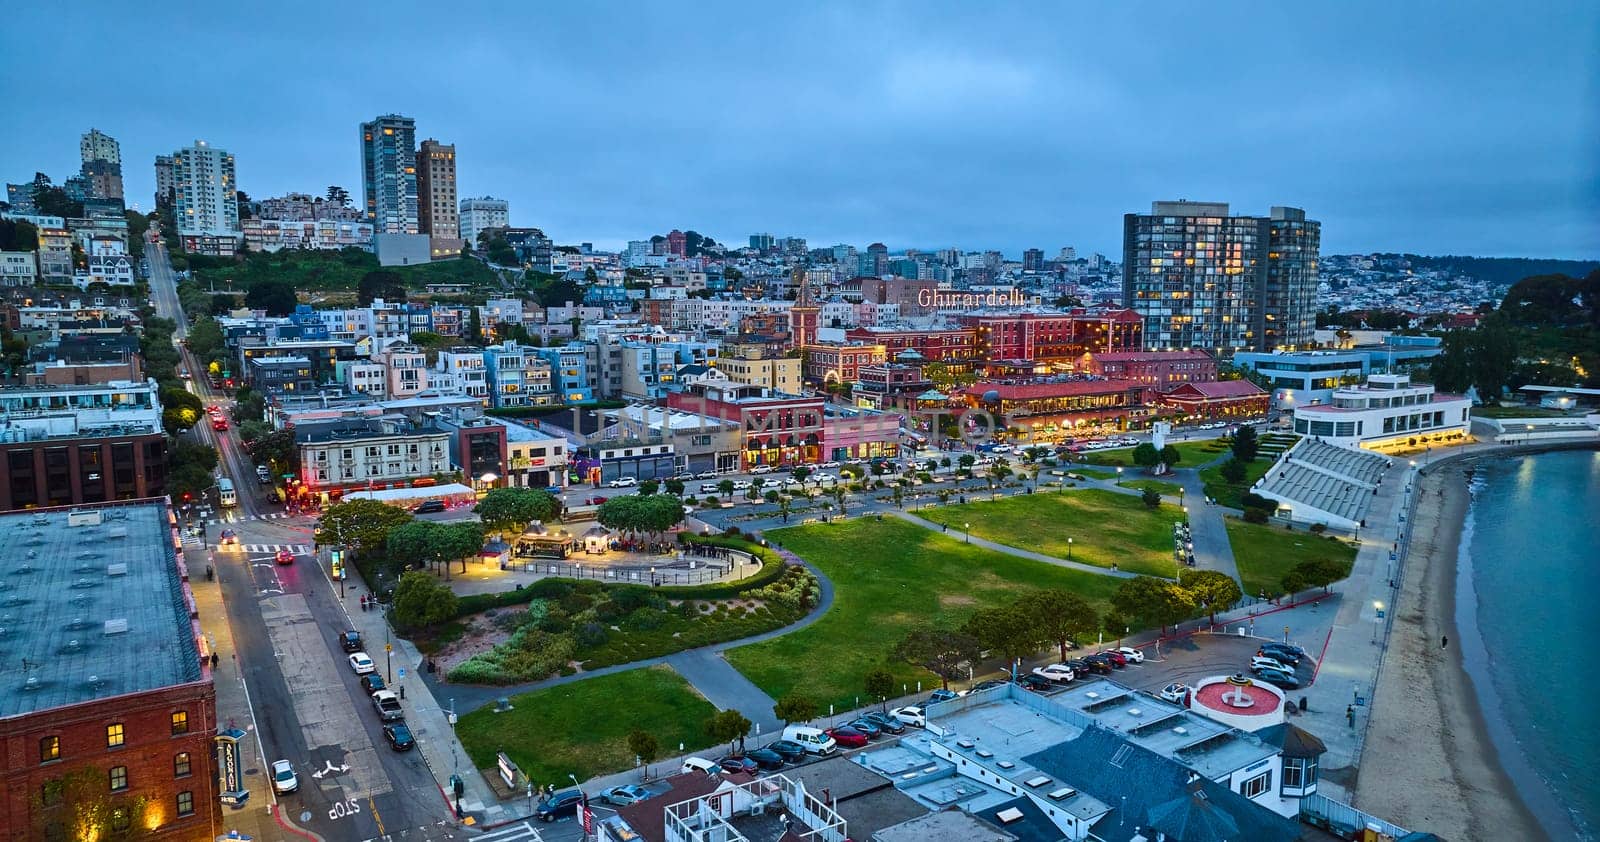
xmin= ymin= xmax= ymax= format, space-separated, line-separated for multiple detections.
xmin=832 ymin=485 xmax=847 ymax=513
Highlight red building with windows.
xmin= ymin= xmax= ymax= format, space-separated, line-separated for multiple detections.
xmin=1156 ymin=380 xmax=1271 ymax=421
xmin=958 ymin=308 xmax=1144 ymax=366
xmin=802 ymin=342 xmax=887 ymax=385
xmin=0 ymin=500 xmax=217 ymax=841
xmin=667 ymin=383 xmax=826 ymax=468
xmin=842 ymin=325 xmax=978 ymax=362
xmin=1084 ymin=350 xmax=1217 ymax=389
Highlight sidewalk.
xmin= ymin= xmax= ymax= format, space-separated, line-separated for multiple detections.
xmin=333 ymin=554 xmax=511 ymax=827
xmin=188 ymin=545 xmax=319 ymax=841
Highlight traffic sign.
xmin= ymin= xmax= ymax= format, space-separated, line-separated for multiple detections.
xmin=385 ymin=643 xmax=392 ymax=653
xmin=398 ymin=667 xmax=407 ymax=679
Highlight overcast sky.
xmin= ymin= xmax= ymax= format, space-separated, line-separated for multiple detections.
xmin=3 ymin=1 xmax=1596 ymax=259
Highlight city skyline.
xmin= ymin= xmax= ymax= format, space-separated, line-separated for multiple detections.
xmin=2 ymin=1 xmax=1597 ymax=260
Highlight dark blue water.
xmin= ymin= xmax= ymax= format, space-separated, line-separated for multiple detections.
xmin=1462 ymin=450 xmax=1600 ymax=840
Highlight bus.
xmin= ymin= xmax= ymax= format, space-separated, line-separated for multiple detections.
xmin=218 ymin=478 xmax=237 ymax=508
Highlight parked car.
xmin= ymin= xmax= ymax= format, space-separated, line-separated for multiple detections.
xmin=1066 ymin=657 xmax=1096 ymax=675
xmin=681 ymin=756 xmax=721 ymax=775
xmin=1253 ymin=667 xmax=1301 ymax=689
xmin=600 ymin=784 xmax=651 ymax=806
xmin=348 ymin=652 xmax=376 ymax=675
xmin=696 ymin=471 xmax=719 ymax=479
xmin=699 ymin=483 xmax=721 ymax=494
xmin=413 ymin=500 xmax=446 ymax=514
xmin=383 ymin=723 xmax=415 ymax=751
xmin=275 ymin=549 xmax=296 ymax=565
xmin=826 ymin=726 xmax=868 ymax=748
xmin=780 ymin=725 xmax=837 ymax=755
xmin=360 ymin=673 xmax=386 ymax=694
xmin=731 ymin=480 xmax=753 ymax=491
xmin=744 ymin=747 xmax=787 ymax=770
xmin=928 ymin=689 xmax=960 ymax=703
xmin=341 ymin=630 xmax=364 ymax=653
xmin=1099 ymin=650 xmax=1128 ymax=667
xmin=1250 ymin=655 xmax=1293 ymax=674
xmin=584 ymin=496 xmax=609 ymax=505
xmin=608 ymin=476 xmax=639 ymax=488
xmin=372 ymin=689 xmax=404 ymax=722
xmin=765 ymin=740 xmax=807 ymax=762
xmin=1159 ymin=683 xmax=1191 ymax=703
xmin=891 ymin=706 xmax=927 ymax=727
xmin=848 ymin=718 xmax=883 ymax=739
xmin=1257 ymin=643 xmax=1303 ymax=665
xmin=1081 ymin=655 xmax=1115 ymax=675
xmin=535 ymin=789 xmax=584 ymax=821
xmin=1116 ymin=647 xmax=1146 ymax=664
xmin=1032 ymin=664 xmax=1076 ymax=683
xmin=859 ymin=711 xmax=905 ymax=734
xmin=271 ymin=759 xmax=298 ymax=794
xmin=1020 ymin=674 xmax=1056 ymax=692
xmin=750 ymin=465 xmax=774 ymax=474
xmin=717 ymin=755 xmax=759 ymax=774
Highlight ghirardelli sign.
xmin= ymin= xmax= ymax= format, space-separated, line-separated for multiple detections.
xmin=917 ymin=289 xmax=1039 ymax=309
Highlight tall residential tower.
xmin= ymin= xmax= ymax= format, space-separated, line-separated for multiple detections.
xmin=360 ymin=115 xmax=418 ymax=235
xmin=170 ymin=140 xmax=240 ymax=254
xmin=1122 ymin=201 xmax=1319 ymax=353
xmin=459 ymin=196 xmax=509 ymax=245
xmin=79 ymin=128 xmax=123 ymax=201
xmin=416 ymin=138 xmax=461 ymax=256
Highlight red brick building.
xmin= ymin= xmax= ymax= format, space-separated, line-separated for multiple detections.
xmin=1156 ymin=380 xmax=1271 ymax=421
xmin=802 ymin=342 xmax=887 ymax=385
xmin=958 ymin=308 xmax=1144 ymax=366
xmin=0 ymin=500 xmax=217 ymax=842
xmin=842 ymin=325 xmax=978 ymax=362
xmin=667 ymin=383 xmax=826 ymax=468
xmin=960 ymin=379 xmax=1152 ymax=439
xmin=1084 ymin=350 xmax=1217 ymax=389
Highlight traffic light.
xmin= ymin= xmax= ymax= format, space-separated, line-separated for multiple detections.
xmin=183 ymin=492 xmax=193 ymax=502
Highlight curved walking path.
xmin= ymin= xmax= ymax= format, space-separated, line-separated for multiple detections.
xmin=887 ymin=510 xmax=1139 ymax=579
xmin=418 ymin=547 xmax=835 ymax=718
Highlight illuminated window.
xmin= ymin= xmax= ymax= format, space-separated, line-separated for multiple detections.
xmin=108 ymin=765 xmax=128 ymax=792
xmin=40 ymin=735 xmax=60 ymax=763
xmin=176 ymin=790 xmax=195 ymax=817
xmin=110 ymin=807 xmax=131 ymax=832
xmin=175 ymin=752 xmax=191 ymax=777
xmin=171 ymin=711 xmax=188 ymax=735
xmin=106 ymin=723 xmax=124 ymax=748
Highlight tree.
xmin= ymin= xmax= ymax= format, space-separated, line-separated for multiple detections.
xmin=627 ymin=729 xmax=660 ymax=771
xmin=1020 ymin=589 xmax=1099 ymax=662
xmin=327 ymin=185 xmax=351 ymax=206
xmin=1159 ymin=445 xmax=1181 ymax=470
xmin=864 ymin=668 xmax=895 ymax=706
xmin=894 ymin=628 xmax=981 ymax=690
xmin=597 ymin=494 xmax=685 ymax=536
xmin=486 ymin=236 xmax=518 ymax=266
xmin=245 ymin=429 xmax=298 ymax=475
xmin=1111 ymin=576 xmax=1197 ymax=636
xmin=1220 ymin=457 xmax=1248 ymax=485
xmin=791 ymin=466 xmax=811 ymax=483
xmin=831 ymin=485 xmax=847 ymax=513
xmin=1281 ymin=558 xmax=1349 ymax=595
xmin=185 ymin=316 xmax=224 ymax=358
xmin=963 ymin=606 xmax=1046 ymax=670
xmin=464 ymin=307 xmax=483 ymax=344
xmin=30 ymin=182 xmax=83 ymax=219
xmin=316 ymin=499 xmax=415 ymax=558
xmin=892 ymin=485 xmax=905 ymax=509
xmin=245 ymin=279 xmax=298 ymax=315
xmin=31 ymin=764 xmax=152 ymax=842
xmin=391 ymin=571 xmax=459 ymax=630
xmin=358 ymin=270 xmax=406 ymax=305
xmin=168 ymin=440 xmax=219 ymax=502
xmin=537 ymin=279 xmax=585 ymax=309
xmin=706 ymin=709 xmax=752 ymax=751
xmin=385 ymin=520 xmax=439 ymax=575
xmin=1231 ymin=426 xmax=1259 ymax=463
xmin=664 ymin=478 xmax=685 ymax=497
xmin=474 ymin=488 xmax=561 ymax=535
xmin=1103 ymin=608 xmax=1130 ymax=646
xmin=773 ymin=692 xmax=818 ymax=724
xmin=958 ymin=454 xmax=976 ymax=469
xmin=1141 ymin=488 xmax=1161 ymax=508
xmin=1132 ymin=442 xmax=1160 ymax=471
xmin=1180 ymin=569 xmax=1243 ymax=623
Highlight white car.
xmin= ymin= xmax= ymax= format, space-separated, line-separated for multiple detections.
xmin=348 ymin=652 xmax=376 ymax=675
xmin=891 ymin=705 xmax=926 ymax=728
xmin=732 ymin=480 xmax=753 ymax=491
xmin=1031 ymin=664 xmax=1076 ymax=683
xmin=750 ymin=465 xmax=774 ymax=474
xmin=607 ymin=476 xmax=639 ymax=488
xmin=813 ymin=474 xmax=838 ymax=485
xmin=271 ymin=759 xmax=298 ymax=794
xmin=783 ymin=477 xmax=804 ymax=487
xmin=700 ymin=483 xmax=722 ymax=494
xmin=1159 ymin=683 xmax=1191 ymax=703
xmin=1249 ymin=655 xmax=1292 ymax=674
xmin=1116 ymin=647 xmax=1146 ymax=664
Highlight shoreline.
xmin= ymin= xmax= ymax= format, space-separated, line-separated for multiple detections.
xmin=1354 ymin=462 xmax=1549 ymax=840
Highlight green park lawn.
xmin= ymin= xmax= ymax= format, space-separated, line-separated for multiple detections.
xmin=918 ymin=489 xmax=1180 ymax=577
xmin=729 ymin=518 xmax=1125 ymax=709
xmin=1471 ymin=405 xmax=1578 ymax=419
xmin=456 ymin=666 xmax=719 ymax=787
xmin=1070 ymin=467 xmax=1118 ymax=480
xmin=1081 ymin=439 xmax=1228 ymax=469
xmin=1199 ymin=457 xmax=1275 ymax=509
xmin=1117 ymin=479 xmax=1185 ymax=498
xmin=1225 ymin=518 xmax=1359 ymax=599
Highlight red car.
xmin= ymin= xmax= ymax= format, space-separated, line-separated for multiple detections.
xmin=825 ymin=727 xmax=868 ymax=749
xmin=1098 ymin=650 xmax=1128 ymax=667
xmin=211 ymin=417 xmax=228 ymax=431
xmin=585 ymin=496 xmax=608 ymax=505
xmin=275 ymin=550 xmax=295 ymax=565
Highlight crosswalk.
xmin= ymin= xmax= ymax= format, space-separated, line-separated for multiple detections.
xmin=214 ymin=543 xmax=313 ymax=555
xmin=472 ymin=822 xmax=546 ymax=842
xmin=205 ymin=512 xmax=297 ymax=525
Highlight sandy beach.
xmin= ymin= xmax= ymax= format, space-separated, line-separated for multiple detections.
xmin=1353 ymin=463 xmax=1548 ymax=841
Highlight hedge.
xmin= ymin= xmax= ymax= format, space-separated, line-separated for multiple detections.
xmin=449 ymin=535 xmax=788 ymax=619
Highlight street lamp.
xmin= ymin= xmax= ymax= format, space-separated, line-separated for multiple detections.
xmin=1372 ymin=600 xmax=1384 ymax=644
xmin=1067 ymin=537 xmax=1073 ymax=560
xmin=964 ymin=522 xmax=971 ymax=543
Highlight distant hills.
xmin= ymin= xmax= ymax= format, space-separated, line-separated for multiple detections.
xmin=1348 ymin=254 xmax=1599 ymax=289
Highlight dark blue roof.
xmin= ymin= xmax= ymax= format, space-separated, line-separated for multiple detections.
xmin=975 ymin=796 xmax=1069 ymax=841
xmin=1023 ymin=725 xmax=1306 ymax=842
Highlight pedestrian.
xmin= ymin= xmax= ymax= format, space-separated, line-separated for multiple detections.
xmin=211 ymin=652 xmax=219 ymax=668
xmin=1346 ymin=705 xmax=1355 ymax=728
xmin=1441 ymin=635 xmax=1448 ymax=649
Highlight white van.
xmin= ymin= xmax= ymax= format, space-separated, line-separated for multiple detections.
xmin=781 ymin=725 xmax=837 ymax=756
xmin=680 ymin=756 xmax=721 ymax=775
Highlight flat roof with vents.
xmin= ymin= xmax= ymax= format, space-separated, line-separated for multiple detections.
xmin=0 ymin=500 xmax=199 ymax=717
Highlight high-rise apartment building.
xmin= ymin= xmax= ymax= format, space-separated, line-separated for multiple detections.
xmin=1022 ymin=248 xmax=1044 ymax=271
xmin=153 ymin=154 xmax=175 ymax=206
xmin=459 ymin=197 xmax=509 ymax=246
xmin=1122 ymin=200 xmax=1319 ymax=354
xmin=79 ymin=128 xmax=123 ymax=201
xmin=360 ymin=115 xmax=419 ymax=235
xmin=749 ymin=233 xmax=775 ymax=252
xmin=170 ymin=140 xmax=240 ymax=246
xmin=416 ymin=139 xmax=460 ymax=256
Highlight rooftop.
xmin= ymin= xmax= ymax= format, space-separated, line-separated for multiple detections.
xmin=873 ymin=811 xmax=1016 ymax=842
xmin=0 ymin=501 xmax=202 ymax=718
xmin=962 ymin=380 xmax=1143 ymax=400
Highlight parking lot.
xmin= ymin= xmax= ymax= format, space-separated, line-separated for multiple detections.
xmin=1028 ymin=633 xmax=1321 ymax=705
